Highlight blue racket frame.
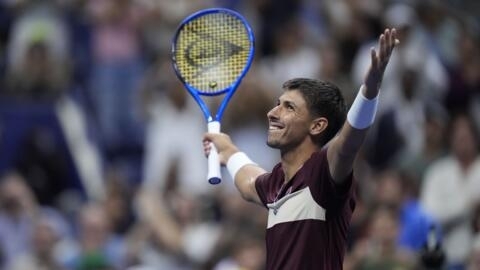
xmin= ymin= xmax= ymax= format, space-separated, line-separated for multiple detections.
xmin=172 ymin=8 xmax=255 ymax=184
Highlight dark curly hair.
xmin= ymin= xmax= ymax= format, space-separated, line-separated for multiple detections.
xmin=282 ymin=78 xmax=346 ymax=146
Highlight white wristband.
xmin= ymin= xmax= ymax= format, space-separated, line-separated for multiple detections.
xmin=347 ymin=85 xmax=379 ymax=129
xmin=227 ymin=152 xmax=256 ymax=180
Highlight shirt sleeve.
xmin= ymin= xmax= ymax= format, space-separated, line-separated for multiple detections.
xmin=254 ymin=163 xmax=282 ymax=209
xmin=254 ymin=173 xmax=270 ymax=209
xmin=308 ymin=147 xmax=355 ymax=214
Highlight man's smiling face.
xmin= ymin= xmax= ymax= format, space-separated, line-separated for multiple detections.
xmin=266 ymin=89 xmax=313 ymax=151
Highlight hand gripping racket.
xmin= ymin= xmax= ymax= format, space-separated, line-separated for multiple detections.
xmin=172 ymin=8 xmax=255 ymax=185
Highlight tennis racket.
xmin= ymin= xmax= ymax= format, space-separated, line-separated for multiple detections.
xmin=171 ymin=8 xmax=255 ymax=185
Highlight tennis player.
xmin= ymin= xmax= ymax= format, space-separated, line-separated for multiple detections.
xmin=204 ymin=28 xmax=399 ymax=269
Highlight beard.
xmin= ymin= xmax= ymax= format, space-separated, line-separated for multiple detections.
xmin=266 ymin=139 xmax=279 ymax=149
xmin=266 ymin=136 xmax=298 ymax=152
xmin=266 ymin=132 xmax=282 ymax=149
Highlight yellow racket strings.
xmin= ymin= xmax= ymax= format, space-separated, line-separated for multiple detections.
xmin=175 ymin=12 xmax=251 ymax=94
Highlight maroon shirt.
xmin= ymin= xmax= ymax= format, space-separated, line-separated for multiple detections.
xmin=255 ymin=147 xmax=355 ymax=270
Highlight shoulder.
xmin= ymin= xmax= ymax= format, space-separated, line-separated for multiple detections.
xmin=9 ymin=254 xmax=37 ymax=270
xmin=424 ymin=156 xmax=457 ymax=178
xmin=303 ymin=147 xmax=333 ymax=180
xmin=472 ymin=158 xmax=480 ymax=173
xmin=305 ymin=147 xmax=329 ymax=168
xmin=254 ymin=163 xmax=282 ymax=207
xmin=256 ymin=163 xmax=282 ymax=187
xmin=403 ymin=200 xmax=433 ymax=220
xmin=306 ymin=148 xmax=355 ymax=208
xmin=431 ymin=156 xmax=455 ymax=167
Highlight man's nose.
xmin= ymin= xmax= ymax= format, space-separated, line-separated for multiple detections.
xmin=267 ymin=105 xmax=280 ymax=119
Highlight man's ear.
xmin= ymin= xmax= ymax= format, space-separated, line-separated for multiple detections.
xmin=310 ymin=117 xmax=328 ymax=136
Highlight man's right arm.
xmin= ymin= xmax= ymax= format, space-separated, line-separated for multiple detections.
xmin=203 ymin=133 xmax=265 ymax=205
xmin=231 ymin=162 xmax=266 ymax=204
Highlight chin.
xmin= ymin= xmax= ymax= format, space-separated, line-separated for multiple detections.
xmin=266 ymin=139 xmax=281 ymax=149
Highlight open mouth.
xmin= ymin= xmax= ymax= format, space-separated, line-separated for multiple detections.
xmin=268 ymin=122 xmax=284 ymax=131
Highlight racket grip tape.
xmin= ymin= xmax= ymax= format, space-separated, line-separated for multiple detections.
xmin=207 ymin=121 xmax=221 ymax=185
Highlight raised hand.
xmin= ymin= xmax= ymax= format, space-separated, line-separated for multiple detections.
xmin=203 ymin=132 xmax=239 ymax=165
xmin=364 ymin=28 xmax=400 ymax=98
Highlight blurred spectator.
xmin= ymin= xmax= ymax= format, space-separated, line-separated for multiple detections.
xmin=0 ymin=172 xmax=72 ymax=269
xmin=6 ymin=39 xmax=68 ymax=100
xmin=445 ymin=25 xmax=480 ymax=121
xmin=0 ymin=1 xmax=17 ymax=82
xmin=85 ymin=0 xmax=147 ymax=165
xmin=391 ymin=67 xmax=426 ymax=163
xmin=259 ymin=17 xmax=321 ymax=96
xmin=468 ymin=237 xmax=480 ymax=270
xmin=397 ymin=103 xmax=449 ymax=182
xmin=213 ymin=234 xmax=265 ymax=270
xmin=131 ymin=189 xmax=222 ymax=269
xmin=0 ymin=1 xmax=102 ymax=202
xmin=139 ymin=0 xmax=213 ymax=58
xmin=364 ymin=64 xmax=428 ymax=170
xmin=10 ymin=214 xmax=69 ymax=270
xmin=344 ymin=205 xmax=415 ymax=270
xmin=374 ymin=169 xmax=439 ymax=252
xmin=468 ymin=202 xmax=480 ymax=270
xmin=209 ymin=191 xmax=266 ymax=270
xmin=419 ymin=224 xmax=446 ymax=269
xmin=352 ymin=2 xmax=449 ymax=116
xmin=139 ymin=57 xmax=212 ymax=196
xmin=67 ymin=203 xmax=127 ymax=270
xmin=415 ymin=1 xmax=462 ymax=67
xmin=3 ymin=1 xmax=70 ymax=101
xmin=421 ymin=113 xmax=480 ymax=268
xmin=254 ymin=0 xmax=301 ymax=57
xmin=102 ymin=170 xmax=135 ymax=236
xmin=7 ymin=124 xmax=72 ymax=205
xmin=317 ymin=39 xmax=354 ymax=105
xmin=323 ymin=0 xmax=382 ymax=78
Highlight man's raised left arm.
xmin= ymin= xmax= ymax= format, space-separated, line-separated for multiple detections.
xmin=327 ymin=28 xmax=400 ymax=184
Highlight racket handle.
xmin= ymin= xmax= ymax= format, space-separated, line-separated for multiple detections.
xmin=207 ymin=121 xmax=221 ymax=185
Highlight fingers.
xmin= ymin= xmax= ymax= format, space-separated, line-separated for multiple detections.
xmin=203 ymin=132 xmax=230 ymax=157
xmin=388 ymin=28 xmax=394 ymax=47
xmin=203 ymin=136 xmax=212 ymax=156
xmin=203 ymin=132 xmax=217 ymax=145
xmin=203 ymin=139 xmax=211 ymax=154
xmin=365 ymin=28 xmax=399 ymax=90
xmin=392 ymin=28 xmax=400 ymax=46
xmin=370 ymin=47 xmax=378 ymax=70
xmin=376 ymin=28 xmax=400 ymax=68
xmin=384 ymin=28 xmax=399 ymax=54
xmin=380 ymin=32 xmax=387 ymax=61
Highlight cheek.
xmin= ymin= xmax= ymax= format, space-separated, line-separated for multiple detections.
xmin=289 ymin=116 xmax=311 ymax=133
xmin=286 ymin=121 xmax=311 ymax=141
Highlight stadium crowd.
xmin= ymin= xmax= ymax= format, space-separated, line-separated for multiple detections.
xmin=0 ymin=0 xmax=479 ymax=269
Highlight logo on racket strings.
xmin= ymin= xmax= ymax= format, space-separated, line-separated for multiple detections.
xmin=183 ymin=32 xmax=244 ymax=78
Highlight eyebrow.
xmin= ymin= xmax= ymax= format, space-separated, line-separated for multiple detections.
xmin=278 ymin=98 xmax=297 ymax=109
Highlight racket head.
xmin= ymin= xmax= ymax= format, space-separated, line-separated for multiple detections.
xmin=172 ymin=8 xmax=255 ymax=96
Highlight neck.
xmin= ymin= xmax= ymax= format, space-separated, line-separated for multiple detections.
xmin=459 ymin=156 xmax=475 ymax=173
xmin=280 ymin=142 xmax=319 ymax=182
